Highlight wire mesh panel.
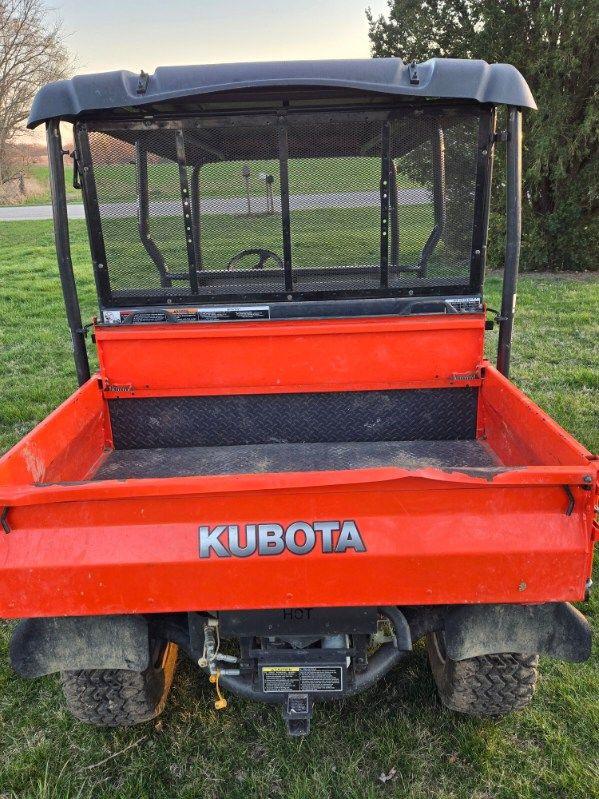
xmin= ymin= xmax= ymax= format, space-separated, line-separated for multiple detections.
xmin=389 ymin=110 xmax=480 ymax=288
xmin=185 ymin=122 xmax=285 ymax=295
xmin=86 ymin=130 xmax=193 ymax=296
xmin=286 ymin=115 xmax=384 ymax=292
xmin=80 ymin=105 xmax=487 ymax=307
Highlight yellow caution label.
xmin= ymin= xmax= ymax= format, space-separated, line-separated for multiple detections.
xmin=262 ymin=666 xmax=300 ymax=673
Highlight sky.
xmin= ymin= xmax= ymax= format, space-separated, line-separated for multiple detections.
xmin=33 ymin=0 xmax=390 ymax=144
xmin=44 ymin=0 xmax=391 ymax=75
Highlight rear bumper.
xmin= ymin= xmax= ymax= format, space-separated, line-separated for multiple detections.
xmin=0 ymin=469 xmax=595 ymax=618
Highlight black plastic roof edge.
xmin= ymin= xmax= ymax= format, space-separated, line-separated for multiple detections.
xmin=28 ymin=57 xmax=536 ymax=128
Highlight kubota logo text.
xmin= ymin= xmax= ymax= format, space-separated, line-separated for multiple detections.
xmin=198 ymin=520 xmax=366 ymax=559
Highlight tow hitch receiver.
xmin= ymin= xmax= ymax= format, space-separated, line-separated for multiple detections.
xmin=283 ymin=693 xmax=314 ymax=737
xmin=191 ymin=608 xmax=410 ymax=735
xmin=264 ymin=662 xmax=344 ymax=736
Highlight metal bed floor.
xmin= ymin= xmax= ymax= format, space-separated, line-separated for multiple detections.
xmin=91 ymin=439 xmax=501 ymax=481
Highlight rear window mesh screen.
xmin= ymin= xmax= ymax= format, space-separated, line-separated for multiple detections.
xmin=286 ymin=116 xmax=383 ymax=291
xmin=88 ymin=131 xmax=200 ymax=295
xmin=187 ymin=123 xmax=285 ymax=294
xmin=390 ymin=114 xmax=479 ymax=286
xmin=82 ymin=107 xmax=483 ymax=304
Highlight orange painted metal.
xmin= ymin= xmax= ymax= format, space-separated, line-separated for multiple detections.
xmin=0 ymin=479 xmax=592 ymax=618
xmin=481 ymin=363 xmax=595 ymax=466
xmin=0 ymin=378 xmax=106 ymax=485
xmin=95 ymin=314 xmax=485 ymax=398
xmin=0 ymin=316 xmax=596 ymax=619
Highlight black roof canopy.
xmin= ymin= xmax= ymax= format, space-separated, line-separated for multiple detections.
xmin=28 ymin=57 xmax=536 ymax=128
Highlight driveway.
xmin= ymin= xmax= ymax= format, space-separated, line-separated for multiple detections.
xmin=0 ymin=188 xmax=430 ymax=221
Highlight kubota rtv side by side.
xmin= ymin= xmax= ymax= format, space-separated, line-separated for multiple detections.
xmin=1 ymin=59 xmax=596 ymax=736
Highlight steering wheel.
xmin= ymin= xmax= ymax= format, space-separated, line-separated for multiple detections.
xmin=226 ymin=248 xmax=283 ymax=271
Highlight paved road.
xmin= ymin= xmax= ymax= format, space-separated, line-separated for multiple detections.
xmin=0 ymin=187 xmax=430 ymax=222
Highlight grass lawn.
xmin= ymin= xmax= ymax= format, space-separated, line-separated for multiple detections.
xmin=0 ymin=218 xmax=597 ymax=798
xmin=15 ymin=165 xmax=82 ymax=206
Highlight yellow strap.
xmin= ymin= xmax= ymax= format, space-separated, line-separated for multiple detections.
xmin=209 ymin=669 xmax=228 ymax=710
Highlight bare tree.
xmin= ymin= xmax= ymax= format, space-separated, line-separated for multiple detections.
xmin=0 ymin=0 xmax=70 ymax=187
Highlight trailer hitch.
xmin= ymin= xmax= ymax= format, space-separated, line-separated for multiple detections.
xmin=282 ymin=693 xmax=314 ymax=737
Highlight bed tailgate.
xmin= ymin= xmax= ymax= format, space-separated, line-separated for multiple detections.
xmin=0 ymin=463 xmax=595 ymax=619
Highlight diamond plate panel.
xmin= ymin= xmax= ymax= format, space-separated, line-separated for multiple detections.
xmin=93 ymin=439 xmax=497 ymax=481
xmin=108 ymin=389 xmax=478 ymax=450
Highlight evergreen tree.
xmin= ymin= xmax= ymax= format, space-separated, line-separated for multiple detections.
xmin=367 ymin=0 xmax=598 ymax=271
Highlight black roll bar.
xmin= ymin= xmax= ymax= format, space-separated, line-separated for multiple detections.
xmin=46 ymin=120 xmax=90 ymax=386
xmin=277 ymin=116 xmax=293 ymax=294
xmin=174 ymin=131 xmax=200 ymax=294
xmin=74 ymin=126 xmax=112 ymax=304
xmin=190 ymin=165 xmax=204 ymax=275
xmin=497 ymin=107 xmax=523 ymax=376
xmin=379 ymin=120 xmax=391 ymax=288
xmin=389 ymin=161 xmax=399 ymax=271
xmin=134 ymin=140 xmax=172 ymax=288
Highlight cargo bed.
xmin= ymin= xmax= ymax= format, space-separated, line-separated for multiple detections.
xmin=91 ymin=439 xmax=501 ymax=481
xmin=0 ymin=316 xmax=596 ymax=619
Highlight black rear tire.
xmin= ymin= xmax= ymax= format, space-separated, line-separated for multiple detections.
xmin=427 ymin=632 xmax=538 ymax=716
xmin=60 ymin=642 xmax=178 ymax=727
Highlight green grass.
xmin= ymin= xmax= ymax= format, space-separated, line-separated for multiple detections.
xmin=10 ymin=158 xmax=420 ymax=207
xmin=0 ymin=218 xmax=598 ymax=798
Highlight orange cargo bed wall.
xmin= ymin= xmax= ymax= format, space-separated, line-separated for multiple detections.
xmin=0 ymin=379 xmax=106 ymax=486
xmin=95 ymin=314 xmax=486 ymax=400
xmin=480 ymin=364 xmax=594 ymax=468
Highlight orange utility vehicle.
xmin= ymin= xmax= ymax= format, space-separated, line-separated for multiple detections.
xmin=1 ymin=59 xmax=596 ymax=736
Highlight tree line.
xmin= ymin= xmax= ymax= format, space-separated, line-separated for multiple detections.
xmin=368 ymin=0 xmax=598 ymax=271
xmin=0 ymin=0 xmax=68 ymax=191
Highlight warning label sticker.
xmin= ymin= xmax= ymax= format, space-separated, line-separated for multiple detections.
xmin=261 ymin=665 xmax=343 ymax=693
xmin=196 ymin=305 xmax=270 ymax=321
xmin=102 ymin=305 xmax=271 ymax=325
